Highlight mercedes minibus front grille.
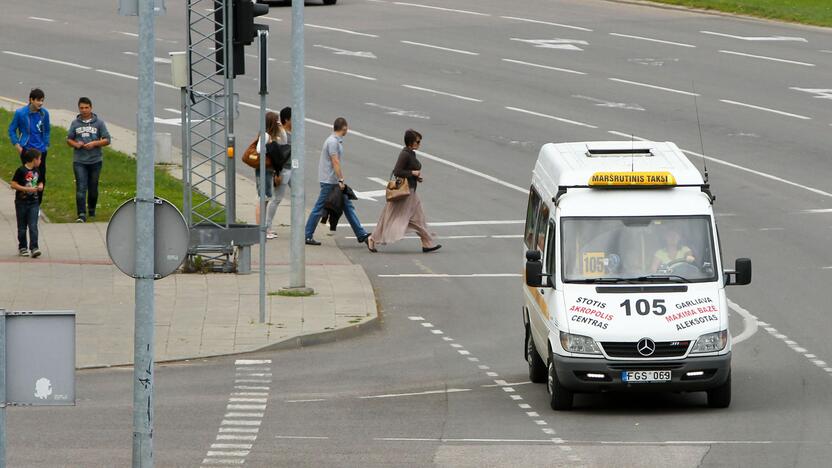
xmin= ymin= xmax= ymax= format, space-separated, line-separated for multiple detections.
xmin=601 ymin=341 xmax=691 ymax=358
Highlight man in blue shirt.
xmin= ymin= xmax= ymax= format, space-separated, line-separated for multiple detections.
xmin=304 ymin=117 xmax=369 ymax=246
xmin=8 ymin=88 xmax=51 ymax=205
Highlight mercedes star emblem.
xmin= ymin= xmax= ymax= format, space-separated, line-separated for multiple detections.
xmin=637 ymin=338 xmax=656 ymax=357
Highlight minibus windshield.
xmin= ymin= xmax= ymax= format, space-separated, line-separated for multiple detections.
xmin=561 ymin=216 xmax=718 ymax=283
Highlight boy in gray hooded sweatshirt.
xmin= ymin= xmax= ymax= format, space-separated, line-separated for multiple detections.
xmin=67 ymin=97 xmax=110 ymax=222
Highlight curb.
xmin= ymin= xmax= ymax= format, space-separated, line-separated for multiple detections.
xmin=77 ymin=313 xmax=382 ymax=370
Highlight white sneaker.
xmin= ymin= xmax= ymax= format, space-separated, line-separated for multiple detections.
xmin=266 ymin=231 xmax=277 ymax=239
xmin=326 ymin=230 xmax=336 ymax=237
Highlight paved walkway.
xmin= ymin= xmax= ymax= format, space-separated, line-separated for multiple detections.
xmin=0 ymin=97 xmax=378 ymax=368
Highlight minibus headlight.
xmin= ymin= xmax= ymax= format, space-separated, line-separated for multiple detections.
xmin=560 ymin=331 xmax=601 ymax=355
xmin=690 ymin=330 xmax=728 ymax=354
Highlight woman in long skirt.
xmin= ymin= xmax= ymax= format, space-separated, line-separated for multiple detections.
xmin=367 ymin=129 xmax=441 ymax=253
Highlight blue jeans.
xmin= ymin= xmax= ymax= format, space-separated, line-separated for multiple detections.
xmin=15 ymin=200 xmax=39 ymax=250
xmin=305 ymin=183 xmax=367 ymax=240
xmin=74 ymin=161 xmax=102 ymax=219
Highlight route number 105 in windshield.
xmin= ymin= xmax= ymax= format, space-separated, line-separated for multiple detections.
xmin=620 ymin=299 xmax=667 ymax=316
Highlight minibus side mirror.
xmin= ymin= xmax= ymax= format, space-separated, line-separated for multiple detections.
xmin=724 ymin=258 xmax=752 ymax=286
xmin=525 ymin=250 xmax=549 ymax=287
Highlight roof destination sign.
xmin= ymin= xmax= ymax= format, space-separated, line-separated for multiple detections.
xmin=589 ymin=171 xmax=676 ymax=187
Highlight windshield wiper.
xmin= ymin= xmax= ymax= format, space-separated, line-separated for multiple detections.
xmin=633 ymin=274 xmax=691 ymax=283
xmin=575 ymin=277 xmax=638 ymax=284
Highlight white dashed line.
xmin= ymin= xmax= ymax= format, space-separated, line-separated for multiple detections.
xmin=609 ymin=33 xmax=696 ymax=48
xmin=502 ymin=58 xmax=587 ymax=75
xmin=360 ymin=388 xmax=471 ymax=399
xmin=400 ymin=40 xmax=479 ymax=56
xmin=306 ymin=65 xmax=377 ymax=81
xmin=402 ymin=84 xmax=483 ymax=102
xmin=3 ymin=51 xmax=92 ymax=70
xmin=505 ymin=106 xmax=598 ymax=128
xmin=719 ymin=99 xmax=811 ymax=120
xmin=609 ymin=78 xmax=699 ymax=96
xmin=421 ymin=322 xmax=434 ymax=328
xmin=408 ymin=316 xmax=424 ymax=321
xmin=719 ymin=50 xmax=814 ymax=67
xmin=393 ymin=2 xmax=490 ymax=16
xmin=305 ymin=23 xmax=379 ymax=38
xmin=28 ymin=16 xmax=55 ymax=22
xmin=500 ymin=16 xmax=592 ymax=31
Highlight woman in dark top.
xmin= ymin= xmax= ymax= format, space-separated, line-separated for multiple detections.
xmin=367 ymin=129 xmax=441 ymax=253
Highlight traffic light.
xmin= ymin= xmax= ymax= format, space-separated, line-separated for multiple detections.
xmin=215 ymin=0 xmax=269 ymax=78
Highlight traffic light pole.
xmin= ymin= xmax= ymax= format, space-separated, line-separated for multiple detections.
xmin=257 ymin=28 xmax=269 ymax=324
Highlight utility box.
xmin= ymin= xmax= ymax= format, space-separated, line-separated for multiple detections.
xmin=5 ymin=311 xmax=76 ymax=406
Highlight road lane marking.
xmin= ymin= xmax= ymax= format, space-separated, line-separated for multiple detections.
xmin=360 ymin=388 xmax=471 ymax=399
xmin=306 ymin=23 xmax=379 ymax=38
xmin=114 ymin=31 xmax=139 ymax=37
xmin=728 ymin=299 xmax=758 ymax=344
xmin=379 ymin=273 xmax=521 ymax=278
xmin=122 ymin=51 xmax=171 ymax=63
xmin=802 ymin=209 xmax=832 ymax=213
xmin=28 ymin=16 xmax=55 ymax=22
xmin=401 ymin=84 xmax=482 ymax=102
xmin=400 ymin=40 xmax=479 ymax=56
xmin=511 ymin=38 xmax=588 ymax=51
xmin=305 ymin=65 xmax=376 ymax=81
xmin=505 ymin=106 xmax=598 ymax=128
xmin=314 ymin=45 xmax=377 ymax=59
xmin=392 ymin=2 xmax=490 ymax=16
xmin=718 ymin=99 xmax=811 ymax=120
xmin=219 ymin=427 xmax=259 ymax=433
xmin=719 ymin=50 xmax=814 ymax=67
xmin=217 ymin=435 xmax=257 ymax=441
xmin=201 ymin=459 xmax=244 ymax=465
xmin=500 ymin=16 xmax=592 ymax=32
xmin=375 ymin=437 xmax=556 ymax=443
xmin=204 ymin=360 xmax=271 ymax=466
xmin=262 ymin=16 xmax=283 ymax=22
xmin=609 ymin=78 xmax=699 ymax=96
xmin=609 ymin=33 xmax=696 ymax=48
xmin=502 ymin=58 xmax=586 ymax=75
xmin=701 ymin=31 xmax=807 ymax=42
xmin=3 ymin=51 xmax=91 ymax=70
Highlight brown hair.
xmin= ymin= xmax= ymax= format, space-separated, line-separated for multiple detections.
xmin=404 ymin=129 xmax=422 ymax=147
xmin=265 ymin=111 xmax=281 ymax=140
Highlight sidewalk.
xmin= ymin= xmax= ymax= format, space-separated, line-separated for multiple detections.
xmin=0 ymin=97 xmax=378 ymax=368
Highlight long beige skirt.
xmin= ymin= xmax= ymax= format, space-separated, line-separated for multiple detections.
xmin=371 ymin=191 xmax=436 ymax=247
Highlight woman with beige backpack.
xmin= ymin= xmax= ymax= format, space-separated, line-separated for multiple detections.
xmin=367 ymin=129 xmax=441 ymax=253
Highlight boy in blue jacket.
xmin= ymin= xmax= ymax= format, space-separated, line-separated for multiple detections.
xmin=8 ymin=88 xmax=50 ymax=205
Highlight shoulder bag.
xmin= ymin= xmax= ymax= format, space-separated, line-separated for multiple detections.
xmin=242 ymin=134 xmax=272 ymax=170
xmin=385 ymin=173 xmax=410 ymax=201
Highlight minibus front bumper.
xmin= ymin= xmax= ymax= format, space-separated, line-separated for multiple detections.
xmin=553 ymin=352 xmax=730 ymax=392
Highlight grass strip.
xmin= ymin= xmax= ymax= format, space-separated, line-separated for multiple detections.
xmin=645 ymin=0 xmax=832 ymax=27
xmin=1 ymin=108 xmax=223 ymax=223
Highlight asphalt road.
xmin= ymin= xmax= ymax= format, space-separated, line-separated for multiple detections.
xmin=3 ymin=0 xmax=832 ymax=466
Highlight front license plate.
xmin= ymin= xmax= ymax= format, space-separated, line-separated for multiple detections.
xmin=621 ymin=370 xmax=671 ymax=383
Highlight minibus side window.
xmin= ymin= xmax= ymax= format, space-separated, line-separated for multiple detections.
xmin=545 ymin=220 xmax=556 ymax=277
xmin=524 ymin=188 xmax=541 ymax=249
xmin=536 ymin=204 xmax=550 ymax=252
